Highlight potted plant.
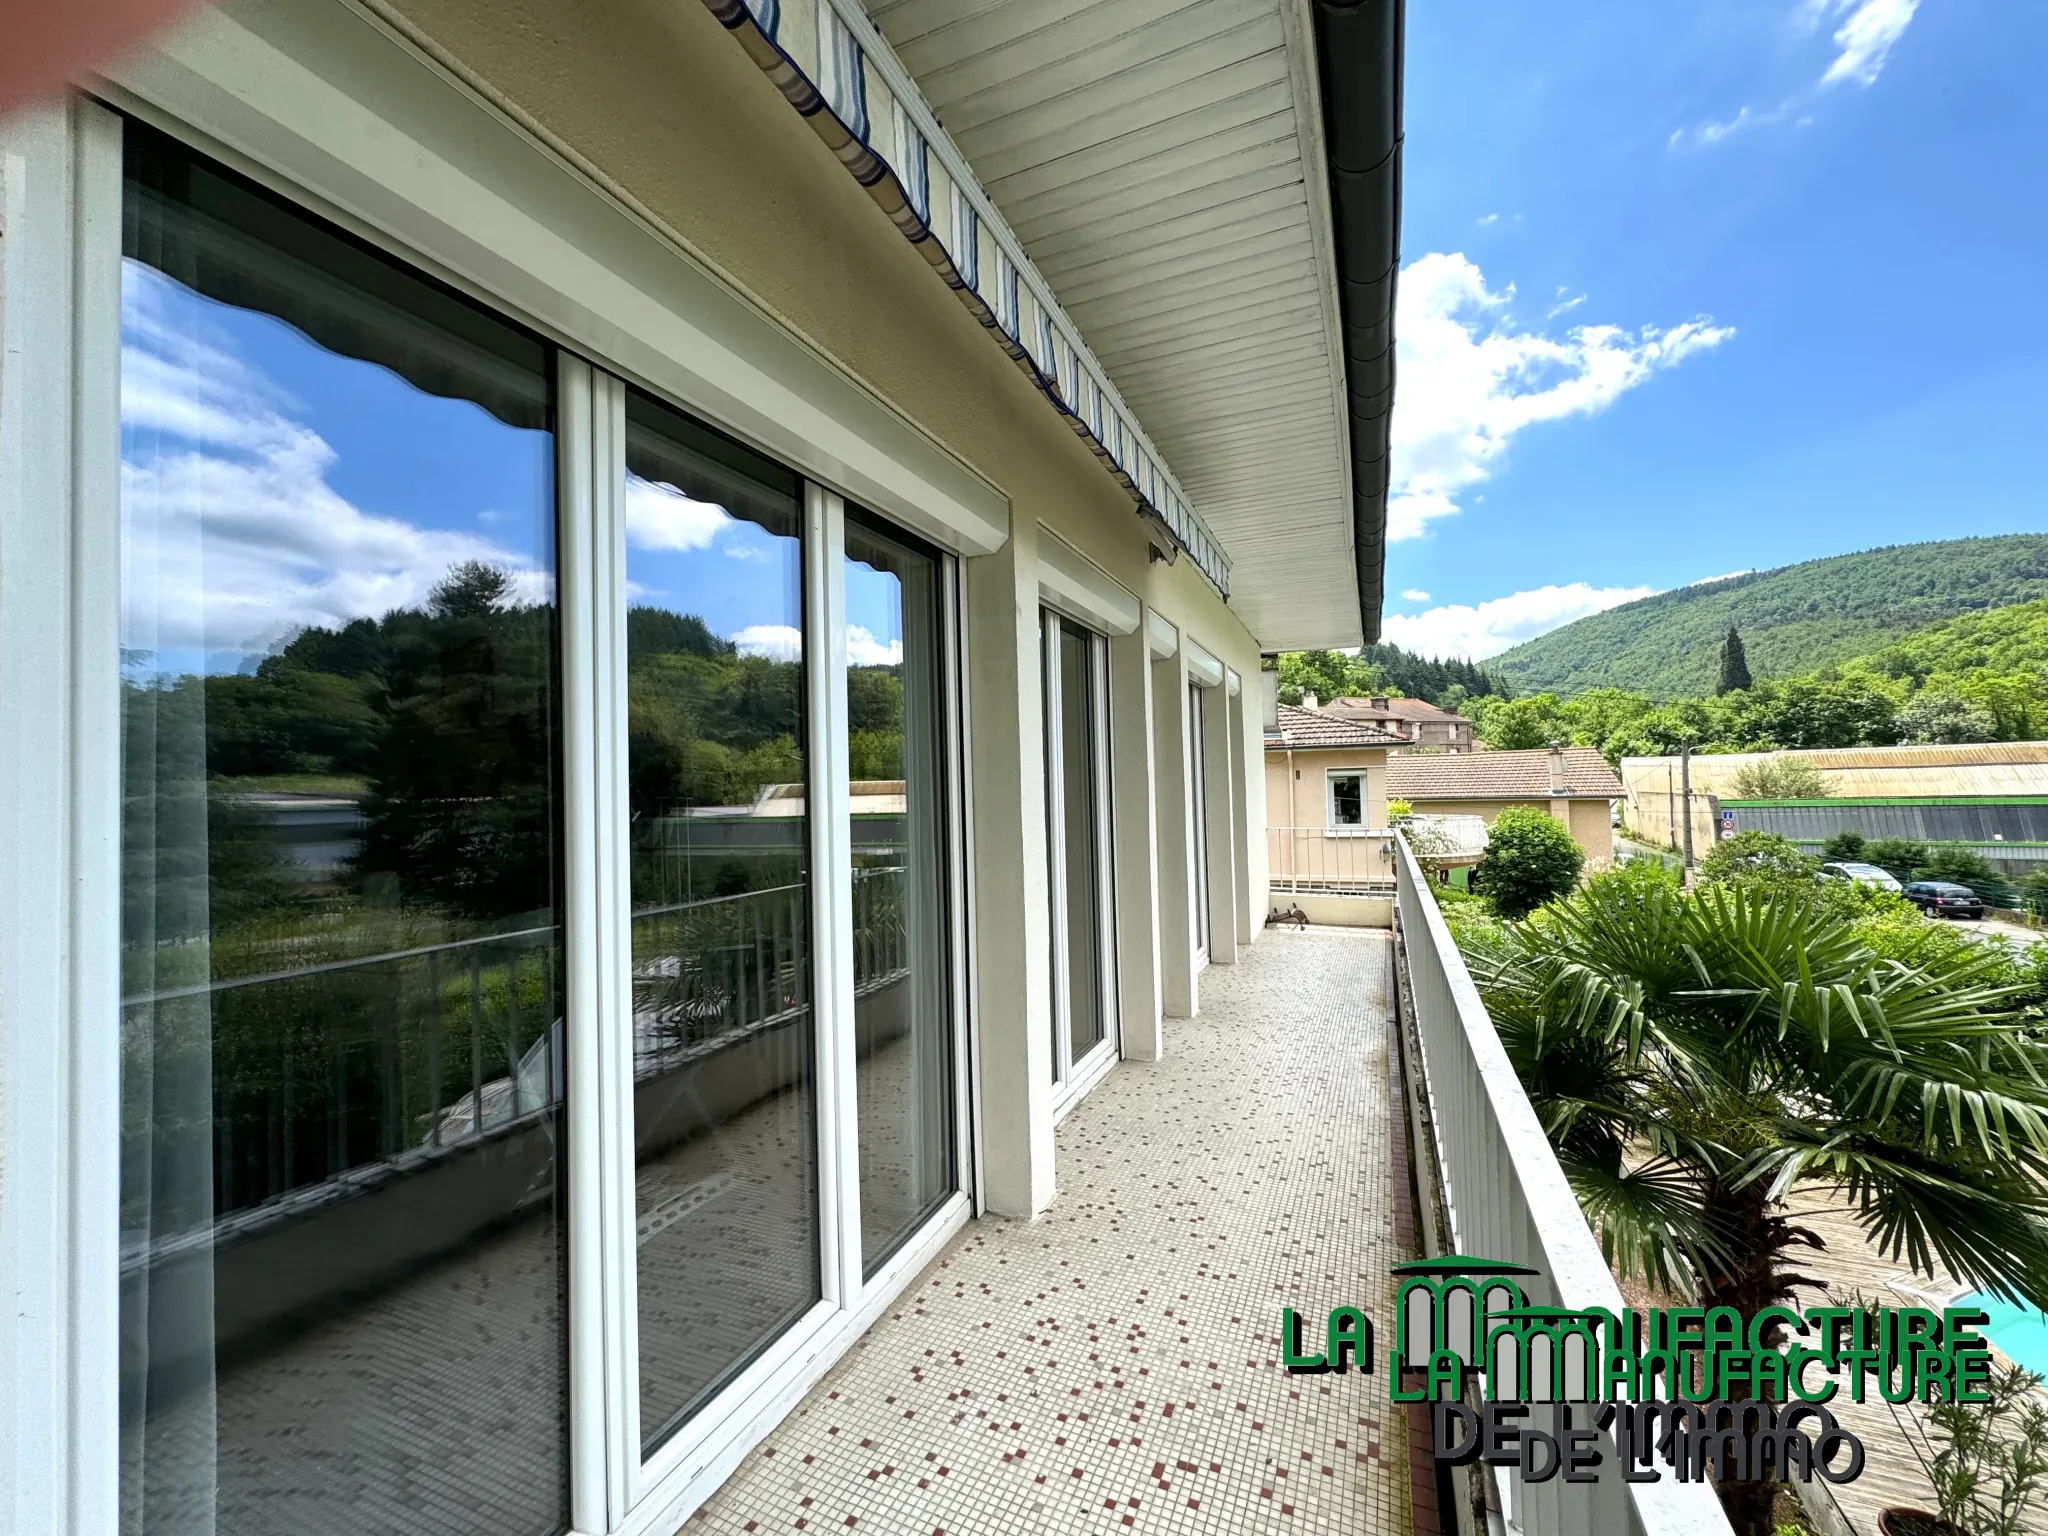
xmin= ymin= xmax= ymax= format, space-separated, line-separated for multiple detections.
xmin=1885 ymin=1362 xmax=2048 ymax=1536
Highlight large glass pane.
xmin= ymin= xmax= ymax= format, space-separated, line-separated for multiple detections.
xmin=1058 ymin=625 xmax=1106 ymax=1065
xmin=118 ymin=123 xmax=567 ymax=1535
xmin=623 ymin=388 xmax=818 ymax=1453
xmin=1190 ymin=683 xmax=1212 ymax=955
xmin=846 ymin=512 xmax=956 ymax=1275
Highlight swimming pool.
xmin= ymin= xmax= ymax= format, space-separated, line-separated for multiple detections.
xmin=1953 ymin=1290 xmax=2048 ymax=1377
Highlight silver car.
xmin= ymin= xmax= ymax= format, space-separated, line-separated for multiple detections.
xmin=1819 ymin=861 xmax=1904 ymax=892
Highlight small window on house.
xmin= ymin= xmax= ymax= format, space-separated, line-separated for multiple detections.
xmin=1329 ymin=772 xmax=1365 ymax=827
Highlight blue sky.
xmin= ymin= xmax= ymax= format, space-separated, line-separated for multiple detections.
xmin=1379 ymin=0 xmax=2048 ymax=659
xmin=121 ymin=262 xmax=902 ymax=676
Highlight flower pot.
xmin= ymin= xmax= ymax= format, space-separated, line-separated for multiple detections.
xmin=1877 ymin=1509 xmax=1965 ymax=1536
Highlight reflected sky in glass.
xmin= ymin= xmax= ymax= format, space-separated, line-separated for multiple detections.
xmin=120 ymin=262 xmax=903 ymax=681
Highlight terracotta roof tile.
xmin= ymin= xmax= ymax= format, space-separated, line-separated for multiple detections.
xmin=1324 ymin=696 xmax=1471 ymax=724
xmin=1262 ymin=704 xmax=1407 ymax=750
xmin=1386 ymin=747 xmax=1622 ymax=801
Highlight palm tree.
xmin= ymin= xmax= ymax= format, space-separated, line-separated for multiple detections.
xmin=1461 ymin=871 xmax=2048 ymax=1536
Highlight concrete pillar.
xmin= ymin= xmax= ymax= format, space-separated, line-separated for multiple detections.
xmin=1200 ymin=677 xmax=1239 ymax=965
xmin=964 ymin=521 xmax=1056 ymax=1218
xmin=1109 ymin=621 xmax=1163 ymax=1061
xmin=1149 ymin=615 xmax=1198 ymax=1019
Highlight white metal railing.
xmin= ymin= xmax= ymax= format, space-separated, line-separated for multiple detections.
xmin=1393 ymin=833 xmax=1735 ymax=1536
xmin=1267 ymin=826 xmax=1394 ymax=893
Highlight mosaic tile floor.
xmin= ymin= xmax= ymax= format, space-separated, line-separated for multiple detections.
xmin=687 ymin=927 xmax=1416 ymax=1536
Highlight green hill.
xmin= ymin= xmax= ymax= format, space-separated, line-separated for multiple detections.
xmin=1489 ymin=534 xmax=2048 ymax=698
xmin=1853 ymin=595 xmax=2048 ymax=682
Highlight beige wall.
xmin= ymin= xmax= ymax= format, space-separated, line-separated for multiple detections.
xmin=1263 ymin=747 xmax=1390 ymax=831
xmin=349 ymin=0 xmax=1268 ymax=1213
xmin=1405 ymin=797 xmax=1616 ymax=869
xmin=1262 ymin=748 xmax=1391 ymax=891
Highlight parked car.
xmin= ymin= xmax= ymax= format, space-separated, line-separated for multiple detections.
xmin=1820 ymin=861 xmax=1904 ymax=892
xmin=1903 ymin=881 xmax=1986 ymax=920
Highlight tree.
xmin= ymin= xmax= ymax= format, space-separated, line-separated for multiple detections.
xmin=1865 ymin=836 xmax=1931 ymax=883
xmin=1463 ymin=876 xmax=2048 ymax=1536
xmin=1473 ymin=806 xmax=1583 ymax=918
xmin=1730 ymin=756 xmax=1831 ymax=800
xmin=1467 ymin=692 xmax=1571 ymax=750
xmin=1274 ymin=648 xmax=1389 ymax=706
xmin=1900 ymin=690 xmax=1999 ymax=745
xmin=1716 ymin=625 xmax=1752 ymax=695
xmin=1821 ymin=829 xmax=1866 ymax=861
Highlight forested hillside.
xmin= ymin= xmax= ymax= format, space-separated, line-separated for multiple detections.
xmin=1462 ymin=592 xmax=2048 ymax=764
xmin=1489 ymin=535 xmax=2048 ymax=697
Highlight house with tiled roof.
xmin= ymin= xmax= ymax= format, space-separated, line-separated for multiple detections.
xmin=1386 ymin=745 xmax=1625 ymax=867
xmin=1261 ymin=702 xmax=1408 ymax=899
xmin=1321 ymin=693 xmax=1477 ymax=752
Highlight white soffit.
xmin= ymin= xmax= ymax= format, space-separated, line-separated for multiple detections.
xmin=1038 ymin=529 xmax=1142 ymax=636
xmin=868 ymin=0 xmax=1361 ymax=651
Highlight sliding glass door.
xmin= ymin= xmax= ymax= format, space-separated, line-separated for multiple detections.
xmin=119 ymin=120 xmax=570 ymax=1535
xmin=108 ymin=115 xmax=968 ymax=1536
xmin=846 ymin=513 xmax=956 ymax=1275
xmin=622 ymin=389 xmax=819 ymax=1454
xmin=1189 ymin=681 xmax=1212 ymax=965
xmin=1042 ymin=610 xmax=1117 ymax=1094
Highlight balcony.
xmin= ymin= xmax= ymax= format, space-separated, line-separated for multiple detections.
xmin=688 ymin=924 xmax=1429 ymax=1534
xmin=684 ymin=842 xmax=1737 ymax=1536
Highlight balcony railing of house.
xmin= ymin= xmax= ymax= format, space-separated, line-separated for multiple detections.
xmin=1392 ymin=833 xmax=1736 ymax=1536
xmin=1266 ymin=825 xmax=1396 ymax=894
xmin=118 ymin=868 xmax=911 ymax=1368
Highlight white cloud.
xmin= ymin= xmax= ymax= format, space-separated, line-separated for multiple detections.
xmin=1688 ymin=568 xmax=1757 ymax=586
xmin=1380 ymin=582 xmax=1659 ymax=661
xmin=847 ymin=625 xmax=903 ymax=667
xmin=733 ymin=624 xmax=802 ymax=661
xmin=1400 ymin=589 xmax=1431 ymax=603
xmin=1387 ymin=253 xmax=1734 ymax=542
xmin=1811 ymin=0 xmax=1918 ymax=86
xmin=1476 ymin=212 xmax=1499 ymax=227
xmin=119 ymin=268 xmax=544 ymax=665
xmin=626 ymin=476 xmax=732 ymax=553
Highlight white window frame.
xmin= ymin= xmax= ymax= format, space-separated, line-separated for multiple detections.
xmin=1326 ymin=768 xmax=1371 ymax=835
xmin=1041 ymin=608 xmax=1120 ymax=1113
xmin=1 ymin=56 xmax=985 ymax=1535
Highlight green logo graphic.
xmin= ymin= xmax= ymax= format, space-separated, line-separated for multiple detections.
xmin=1280 ymin=1254 xmax=2000 ymax=1485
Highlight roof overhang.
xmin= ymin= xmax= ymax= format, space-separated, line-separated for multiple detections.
xmin=868 ymin=0 xmax=1404 ymax=651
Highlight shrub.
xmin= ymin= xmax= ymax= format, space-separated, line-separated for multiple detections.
xmin=1474 ymin=807 xmax=1584 ymax=919
xmin=1701 ymin=831 xmax=1912 ymax=922
xmin=1865 ymin=836 xmax=1931 ymax=883
xmin=1820 ymin=829 xmax=1866 ymax=861
xmin=2023 ymin=869 xmax=2048 ymax=919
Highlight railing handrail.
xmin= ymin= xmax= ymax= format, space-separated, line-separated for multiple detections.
xmin=120 ymin=870 xmax=910 ymax=1008
xmin=1394 ymin=832 xmax=1735 ymax=1536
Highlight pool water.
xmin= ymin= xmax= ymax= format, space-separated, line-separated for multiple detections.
xmin=1954 ymin=1290 xmax=2048 ymax=1377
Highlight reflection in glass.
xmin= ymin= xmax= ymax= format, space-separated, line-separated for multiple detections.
xmin=118 ymin=123 xmax=566 ymax=1535
xmin=1190 ymin=682 xmax=1212 ymax=957
xmin=1058 ymin=625 xmax=1106 ymax=1065
xmin=623 ymin=388 xmax=818 ymax=1454
xmin=1042 ymin=612 xmax=1114 ymax=1085
xmin=846 ymin=513 xmax=955 ymax=1276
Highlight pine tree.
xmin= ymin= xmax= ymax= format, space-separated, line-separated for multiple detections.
xmin=1716 ymin=625 xmax=1752 ymax=695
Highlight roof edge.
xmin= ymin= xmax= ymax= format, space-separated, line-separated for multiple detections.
xmin=1310 ymin=0 xmax=1405 ymax=644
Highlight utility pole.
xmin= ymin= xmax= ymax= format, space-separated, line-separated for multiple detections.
xmin=1680 ymin=743 xmax=1696 ymax=881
